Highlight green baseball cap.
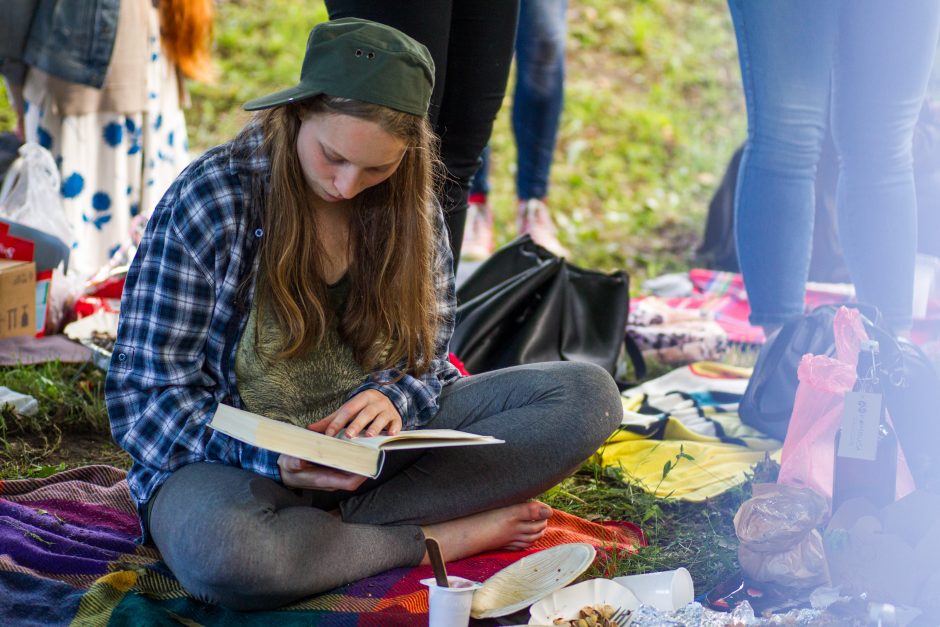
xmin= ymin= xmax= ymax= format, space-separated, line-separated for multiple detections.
xmin=243 ymin=18 xmax=435 ymax=116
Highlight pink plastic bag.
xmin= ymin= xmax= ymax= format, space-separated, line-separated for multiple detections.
xmin=777 ymin=307 xmax=915 ymax=502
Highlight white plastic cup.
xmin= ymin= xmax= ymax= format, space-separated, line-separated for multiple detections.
xmin=420 ymin=576 xmax=482 ymax=627
xmin=613 ymin=567 xmax=694 ymax=612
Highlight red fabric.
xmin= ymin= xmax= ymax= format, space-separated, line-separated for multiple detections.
xmin=353 ymin=509 xmax=646 ymax=626
xmin=448 ymin=352 xmax=470 ymax=376
xmin=84 ymin=275 xmax=126 ymax=299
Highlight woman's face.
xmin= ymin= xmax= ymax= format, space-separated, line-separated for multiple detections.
xmin=297 ymin=112 xmax=407 ymax=203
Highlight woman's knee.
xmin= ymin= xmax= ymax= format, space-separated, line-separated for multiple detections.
xmin=748 ymin=113 xmax=826 ymax=177
xmin=551 ymin=361 xmax=622 ymax=438
xmin=166 ymin=516 xmax=304 ymax=610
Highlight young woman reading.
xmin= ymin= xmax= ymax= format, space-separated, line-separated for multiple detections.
xmin=105 ymin=18 xmax=622 ymax=610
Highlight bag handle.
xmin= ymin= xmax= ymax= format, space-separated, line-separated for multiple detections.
xmin=615 ymin=334 xmax=647 ymax=391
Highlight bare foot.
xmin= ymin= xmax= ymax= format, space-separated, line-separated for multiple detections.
xmin=420 ymin=501 xmax=552 ymax=564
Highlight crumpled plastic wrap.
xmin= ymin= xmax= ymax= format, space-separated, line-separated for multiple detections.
xmin=734 ymin=484 xmax=830 ymax=588
xmin=625 ymin=602 xmax=824 ymax=626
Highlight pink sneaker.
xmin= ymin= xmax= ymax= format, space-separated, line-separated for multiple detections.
xmin=461 ymin=201 xmax=494 ymax=260
xmin=517 ymin=198 xmax=569 ymax=257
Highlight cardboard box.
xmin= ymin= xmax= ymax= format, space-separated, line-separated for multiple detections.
xmin=0 ymin=259 xmax=35 ymax=339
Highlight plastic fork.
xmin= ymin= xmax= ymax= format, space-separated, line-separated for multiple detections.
xmin=610 ymin=606 xmax=631 ymax=625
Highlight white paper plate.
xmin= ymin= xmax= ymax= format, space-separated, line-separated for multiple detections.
xmin=528 ymin=578 xmax=640 ymax=625
xmin=470 ymin=543 xmax=596 ymax=619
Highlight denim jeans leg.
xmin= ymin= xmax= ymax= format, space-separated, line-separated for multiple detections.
xmin=728 ymin=0 xmax=837 ymax=327
xmin=831 ymin=1 xmax=940 ymax=331
xmin=469 ymin=144 xmax=491 ymax=198
xmin=512 ymin=0 xmax=567 ymax=201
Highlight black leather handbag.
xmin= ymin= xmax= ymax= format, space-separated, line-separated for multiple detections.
xmin=451 ymin=235 xmax=644 ymax=383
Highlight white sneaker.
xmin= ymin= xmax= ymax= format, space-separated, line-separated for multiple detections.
xmin=461 ymin=201 xmax=495 ymax=261
xmin=517 ymin=198 xmax=570 ymax=258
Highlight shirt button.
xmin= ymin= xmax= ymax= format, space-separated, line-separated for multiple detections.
xmin=118 ymin=353 xmax=127 ymax=362
xmin=254 ymin=228 xmax=263 ymax=238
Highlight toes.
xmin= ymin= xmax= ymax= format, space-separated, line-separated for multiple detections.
xmin=518 ymin=501 xmax=552 ymax=521
xmin=517 ymin=531 xmax=544 ymax=543
xmin=518 ymin=519 xmax=549 ymax=534
xmin=502 ymin=531 xmax=544 ymax=551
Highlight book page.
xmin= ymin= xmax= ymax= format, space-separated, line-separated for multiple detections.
xmin=336 ymin=429 xmax=503 ymax=450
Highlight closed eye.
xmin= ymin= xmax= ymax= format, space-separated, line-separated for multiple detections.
xmin=322 ymin=146 xmax=346 ymax=165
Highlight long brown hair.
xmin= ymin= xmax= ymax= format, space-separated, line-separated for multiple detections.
xmin=158 ymin=0 xmax=215 ymax=81
xmin=254 ymin=96 xmax=443 ymax=376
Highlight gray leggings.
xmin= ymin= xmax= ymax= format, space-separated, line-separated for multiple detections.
xmin=148 ymin=361 xmax=622 ymax=610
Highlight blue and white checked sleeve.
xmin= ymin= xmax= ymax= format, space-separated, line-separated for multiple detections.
xmin=105 ymin=170 xmax=281 ymax=509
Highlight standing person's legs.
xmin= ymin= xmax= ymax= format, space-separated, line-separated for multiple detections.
xmin=512 ymin=0 xmax=570 ymax=257
xmin=728 ymin=0 xmax=838 ymax=330
xmin=435 ymin=1 xmax=519 ymax=267
xmin=323 ymin=1 xmax=519 ymax=270
xmin=513 ymin=0 xmax=567 ymax=202
xmin=470 ymin=145 xmax=491 ymax=200
xmin=463 ymin=145 xmax=495 ymax=261
xmin=831 ymin=1 xmax=940 ymax=332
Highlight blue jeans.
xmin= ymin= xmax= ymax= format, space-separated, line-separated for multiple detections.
xmin=470 ymin=0 xmax=567 ymax=201
xmin=729 ymin=0 xmax=940 ymax=330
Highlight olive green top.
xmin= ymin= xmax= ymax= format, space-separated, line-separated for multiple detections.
xmin=235 ymin=277 xmax=367 ymax=427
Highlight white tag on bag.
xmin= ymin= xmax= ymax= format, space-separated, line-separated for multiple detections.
xmin=837 ymin=391 xmax=882 ymax=461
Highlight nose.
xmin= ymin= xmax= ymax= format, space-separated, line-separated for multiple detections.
xmin=333 ymin=168 xmax=365 ymax=200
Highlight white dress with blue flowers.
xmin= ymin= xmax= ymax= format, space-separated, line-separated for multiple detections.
xmin=21 ymin=4 xmax=189 ymax=278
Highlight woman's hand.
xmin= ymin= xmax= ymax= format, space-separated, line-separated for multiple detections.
xmin=309 ymin=389 xmax=403 ymax=438
xmin=277 ymin=454 xmax=368 ymax=491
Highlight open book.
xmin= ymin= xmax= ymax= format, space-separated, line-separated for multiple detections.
xmin=209 ymin=404 xmax=503 ymax=478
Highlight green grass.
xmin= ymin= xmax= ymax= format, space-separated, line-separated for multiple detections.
xmin=542 ymin=464 xmax=748 ymax=594
xmin=0 ymin=361 xmax=107 ymax=437
xmin=0 ymin=0 xmax=751 ymax=597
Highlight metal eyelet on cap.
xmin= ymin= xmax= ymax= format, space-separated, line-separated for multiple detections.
xmin=367 ymin=51 xmax=375 ymax=60
xmin=355 ymin=49 xmax=363 ymax=57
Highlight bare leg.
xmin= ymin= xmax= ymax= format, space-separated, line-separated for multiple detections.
xmin=420 ymin=501 xmax=552 ymax=563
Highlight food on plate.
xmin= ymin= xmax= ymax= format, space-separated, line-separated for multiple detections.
xmin=551 ymin=603 xmax=627 ymax=626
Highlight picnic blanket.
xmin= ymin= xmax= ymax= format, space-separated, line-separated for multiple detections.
xmin=596 ymin=362 xmax=782 ymax=501
xmin=0 ymin=465 xmax=644 ymax=626
xmin=633 ymin=269 xmax=857 ymax=346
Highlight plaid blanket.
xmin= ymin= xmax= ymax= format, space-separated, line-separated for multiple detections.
xmin=0 ymin=465 xmax=644 ymax=626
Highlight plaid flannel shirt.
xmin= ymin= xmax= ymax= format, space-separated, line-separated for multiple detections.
xmin=105 ymin=124 xmax=460 ymax=539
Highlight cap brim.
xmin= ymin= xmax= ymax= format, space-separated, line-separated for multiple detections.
xmin=243 ymin=84 xmax=322 ymax=111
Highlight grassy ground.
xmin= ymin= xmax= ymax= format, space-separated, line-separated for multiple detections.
xmin=0 ymin=0 xmax=751 ymax=597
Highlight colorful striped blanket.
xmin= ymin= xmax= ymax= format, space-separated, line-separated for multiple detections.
xmin=0 ymin=465 xmax=644 ymax=626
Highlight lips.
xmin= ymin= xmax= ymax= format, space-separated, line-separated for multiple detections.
xmin=320 ymin=187 xmax=344 ymax=202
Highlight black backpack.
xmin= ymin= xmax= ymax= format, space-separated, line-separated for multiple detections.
xmin=740 ymin=304 xmax=940 ymax=489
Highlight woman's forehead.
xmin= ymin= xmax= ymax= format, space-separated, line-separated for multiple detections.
xmin=306 ymin=113 xmax=406 ymax=165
